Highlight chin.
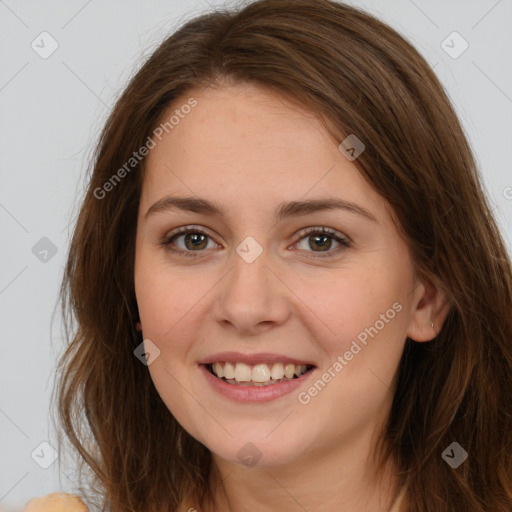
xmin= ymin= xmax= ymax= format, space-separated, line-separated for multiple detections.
xmin=199 ymin=425 xmax=316 ymax=468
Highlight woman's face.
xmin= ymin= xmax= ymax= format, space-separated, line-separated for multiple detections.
xmin=134 ymin=82 xmax=431 ymax=468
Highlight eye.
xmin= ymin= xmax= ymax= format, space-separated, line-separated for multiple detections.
xmin=160 ymin=226 xmax=219 ymax=258
xmin=292 ymin=226 xmax=350 ymax=258
xmin=160 ymin=225 xmax=350 ymax=259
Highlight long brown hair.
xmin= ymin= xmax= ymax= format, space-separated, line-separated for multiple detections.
xmin=54 ymin=1 xmax=512 ymax=510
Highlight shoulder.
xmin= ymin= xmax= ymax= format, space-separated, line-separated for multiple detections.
xmin=25 ymin=492 xmax=88 ymax=511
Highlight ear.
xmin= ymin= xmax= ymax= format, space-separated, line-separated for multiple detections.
xmin=406 ymin=277 xmax=451 ymax=342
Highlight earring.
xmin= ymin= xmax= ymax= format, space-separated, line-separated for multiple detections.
xmin=430 ymin=319 xmax=435 ymax=335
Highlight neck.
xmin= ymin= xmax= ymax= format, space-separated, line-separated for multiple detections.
xmin=202 ymin=426 xmax=401 ymax=512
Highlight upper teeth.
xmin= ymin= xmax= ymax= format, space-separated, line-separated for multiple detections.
xmin=211 ymin=362 xmax=309 ymax=383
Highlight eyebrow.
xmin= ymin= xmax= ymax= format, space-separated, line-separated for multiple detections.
xmin=144 ymin=196 xmax=377 ymax=223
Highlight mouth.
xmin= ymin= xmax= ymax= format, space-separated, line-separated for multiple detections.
xmin=205 ymin=361 xmax=315 ymax=386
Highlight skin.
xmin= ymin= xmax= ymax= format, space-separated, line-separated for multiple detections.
xmin=134 ymin=81 xmax=450 ymax=512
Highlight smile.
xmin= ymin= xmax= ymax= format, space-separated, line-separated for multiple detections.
xmin=198 ymin=352 xmax=317 ymax=402
xmin=207 ymin=361 xmax=314 ymax=386
xmin=206 ymin=362 xmax=313 ymax=386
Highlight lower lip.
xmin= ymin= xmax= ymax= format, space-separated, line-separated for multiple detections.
xmin=199 ymin=364 xmax=315 ymax=403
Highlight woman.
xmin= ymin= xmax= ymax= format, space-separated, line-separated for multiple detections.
xmin=28 ymin=0 xmax=512 ymax=510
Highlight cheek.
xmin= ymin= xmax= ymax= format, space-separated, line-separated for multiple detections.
xmin=302 ymin=266 xmax=404 ymax=349
xmin=292 ymin=269 xmax=407 ymax=433
xmin=134 ymin=256 xmax=205 ymax=429
xmin=134 ymin=252 xmax=223 ymax=389
xmin=295 ymin=264 xmax=409 ymax=407
xmin=135 ymin=250 xmax=205 ymax=339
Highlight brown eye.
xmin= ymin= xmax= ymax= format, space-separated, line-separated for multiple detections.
xmin=306 ymin=234 xmax=333 ymax=251
xmin=161 ymin=226 xmax=219 ymax=257
xmin=182 ymin=232 xmax=209 ymax=250
xmin=294 ymin=227 xmax=350 ymax=257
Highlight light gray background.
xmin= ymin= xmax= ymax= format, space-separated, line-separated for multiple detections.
xmin=1 ymin=0 xmax=511 ymax=509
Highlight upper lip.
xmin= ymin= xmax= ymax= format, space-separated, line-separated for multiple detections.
xmin=197 ymin=352 xmax=316 ymax=366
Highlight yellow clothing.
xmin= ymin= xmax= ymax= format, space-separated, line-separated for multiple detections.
xmin=25 ymin=493 xmax=88 ymax=511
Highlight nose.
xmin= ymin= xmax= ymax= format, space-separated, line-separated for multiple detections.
xmin=213 ymin=244 xmax=291 ymax=335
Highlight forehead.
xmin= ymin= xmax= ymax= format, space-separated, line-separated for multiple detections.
xmin=149 ymin=84 xmax=332 ymax=167
xmin=140 ymin=83 xmax=387 ymax=218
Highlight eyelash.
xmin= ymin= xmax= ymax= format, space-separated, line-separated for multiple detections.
xmin=160 ymin=225 xmax=351 ymax=259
